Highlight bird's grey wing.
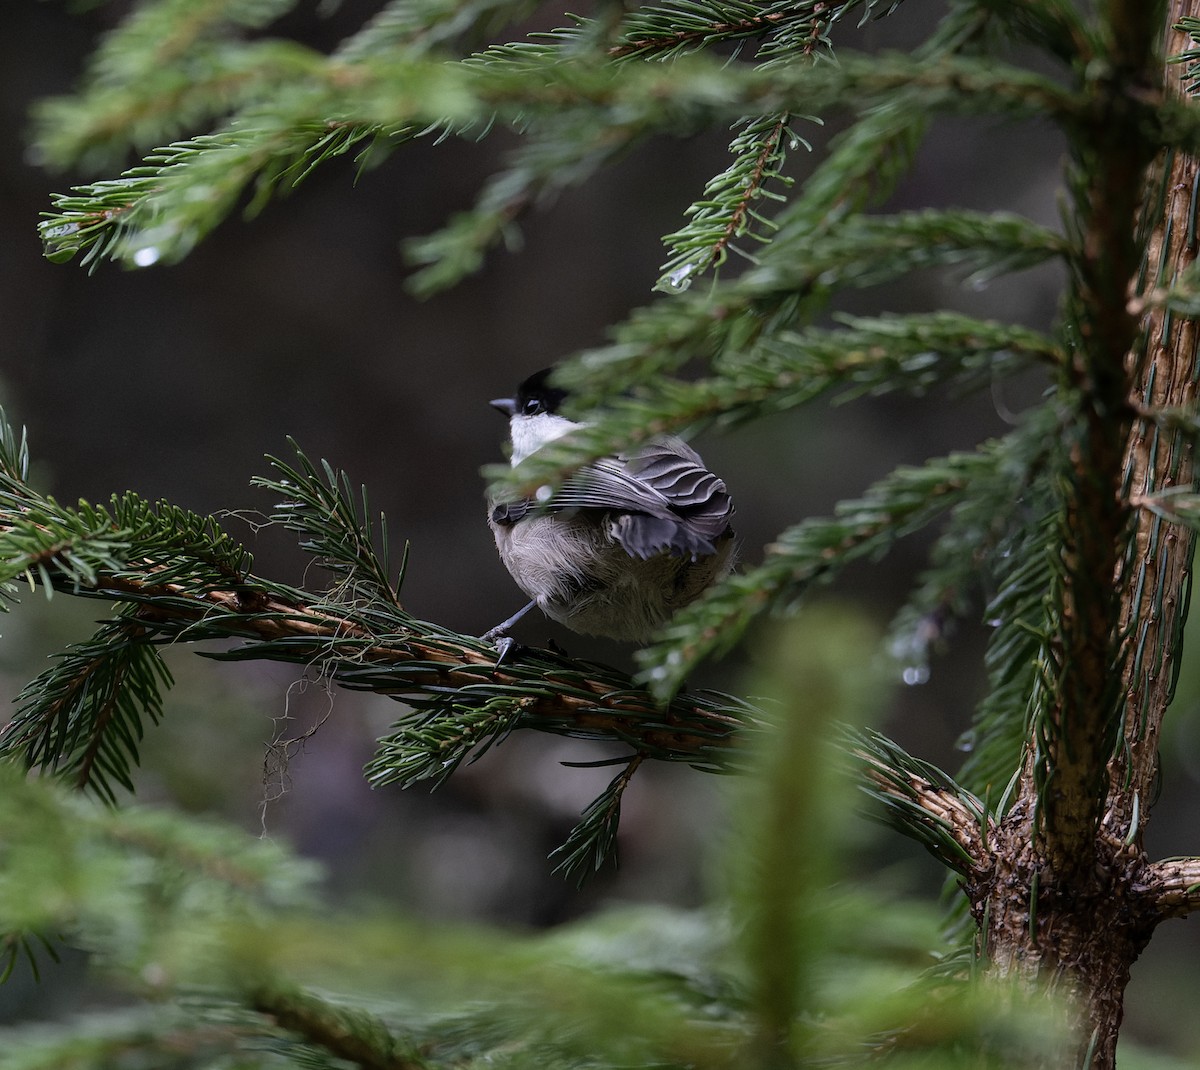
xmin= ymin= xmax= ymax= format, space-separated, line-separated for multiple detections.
xmin=490 ymin=498 xmax=533 ymax=525
xmin=487 ymin=465 xmax=640 ymax=527
xmin=622 ymin=441 xmax=733 ymax=541
xmin=546 ymin=439 xmax=734 ymax=559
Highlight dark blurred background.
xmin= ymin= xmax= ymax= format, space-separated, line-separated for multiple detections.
xmin=2 ymin=0 xmax=1200 ymax=1058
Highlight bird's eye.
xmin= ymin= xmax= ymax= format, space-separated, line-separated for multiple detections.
xmin=523 ymin=398 xmax=542 ymax=415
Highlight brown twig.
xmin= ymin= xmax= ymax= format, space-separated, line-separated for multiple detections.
xmin=85 ymin=570 xmax=750 ymax=759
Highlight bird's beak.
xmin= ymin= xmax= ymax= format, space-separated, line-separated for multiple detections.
xmin=490 ymin=397 xmax=517 ymax=417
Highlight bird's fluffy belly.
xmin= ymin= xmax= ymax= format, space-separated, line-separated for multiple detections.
xmin=491 ymin=512 xmax=733 ymax=641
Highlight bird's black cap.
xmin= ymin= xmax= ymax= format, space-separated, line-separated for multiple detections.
xmin=490 ymin=367 xmax=568 ymax=417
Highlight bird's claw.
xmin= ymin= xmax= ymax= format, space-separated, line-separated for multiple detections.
xmin=490 ymin=634 xmax=522 ymax=667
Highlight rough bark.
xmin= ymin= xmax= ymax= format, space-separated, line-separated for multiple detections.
xmin=971 ymin=5 xmax=1200 ymax=1066
xmin=1106 ymin=26 xmax=1200 ymax=845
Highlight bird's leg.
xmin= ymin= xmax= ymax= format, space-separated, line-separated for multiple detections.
xmin=483 ymin=600 xmax=537 ymax=665
xmin=483 ymin=600 xmax=537 ymax=641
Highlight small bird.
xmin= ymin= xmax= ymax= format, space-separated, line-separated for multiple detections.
xmin=486 ymin=368 xmax=736 ymax=643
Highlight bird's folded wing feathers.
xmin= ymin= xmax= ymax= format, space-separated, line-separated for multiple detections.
xmin=492 ymin=438 xmax=733 ymax=556
xmin=622 ymin=442 xmax=733 ymax=540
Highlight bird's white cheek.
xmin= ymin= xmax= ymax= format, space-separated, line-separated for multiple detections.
xmin=508 ymin=414 xmax=580 ymax=465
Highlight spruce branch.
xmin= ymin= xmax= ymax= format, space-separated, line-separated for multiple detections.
xmin=168 ymin=577 xmax=755 ymax=766
xmin=748 ymin=206 xmax=1068 ymax=297
xmin=366 ymin=700 xmax=524 ymax=791
xmin=636 ymin=447 xmax=998 ymax=699
xmin=736 ymin=311 xmax=1059 ymax=406
xmin=0 ymin=486 xmax=255 ymax=802
xmin=640 ymin=1 xmax=841 ymax=294
xmin=0 ymin=423 xmax=757 ymax=813
xmin=549 ymin=754 xmax=645 ymax=885
xmin=248 ymin=980 xmax=426 ymax=1070
xmin=33 ymin=0 xmax=539 ymax=173
xmin=40 ymin=44 xmax=1079 ymax=272
xmin=740 ymin=1 xmax=999 ymax=251
xmin=848 ymin=727 xmax=987 ymax=877
xmin=4 ymin=617 xmax=172 ymax=803
xmin=782 ymin=101 xmax=926 ymax=232
xmin=407 ymin=0 xmax=896 ymax=294
xmin=957 ymin=513 xmax=1057 ymax=806
xmin=39 ymin=117 xmax=399 ymax=269
xmin=608 ymin=0 xmax=840 ymax=61
xmin=32 ymin=39 xmax=325 ymax=174
xmin=491 ymin=213 xmax=1067 ymax=501
xmin=705 ymin=203 xmax=1062 ymax=371
xmin=657 ymin=111 xmax=801 ymax=293
xmin=85 ymin=0 xmax=302 ymax=77
xmin=489 ymin=313 xmax=1056 ymax=508
xmin=253 ymin=444 xmax=404 ymax=609
xmin=1141 ymin=857 xmax=1200 ymax=919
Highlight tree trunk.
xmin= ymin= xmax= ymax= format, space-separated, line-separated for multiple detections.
xmin=973 ymin=5 xmax=1200 ymax=1065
